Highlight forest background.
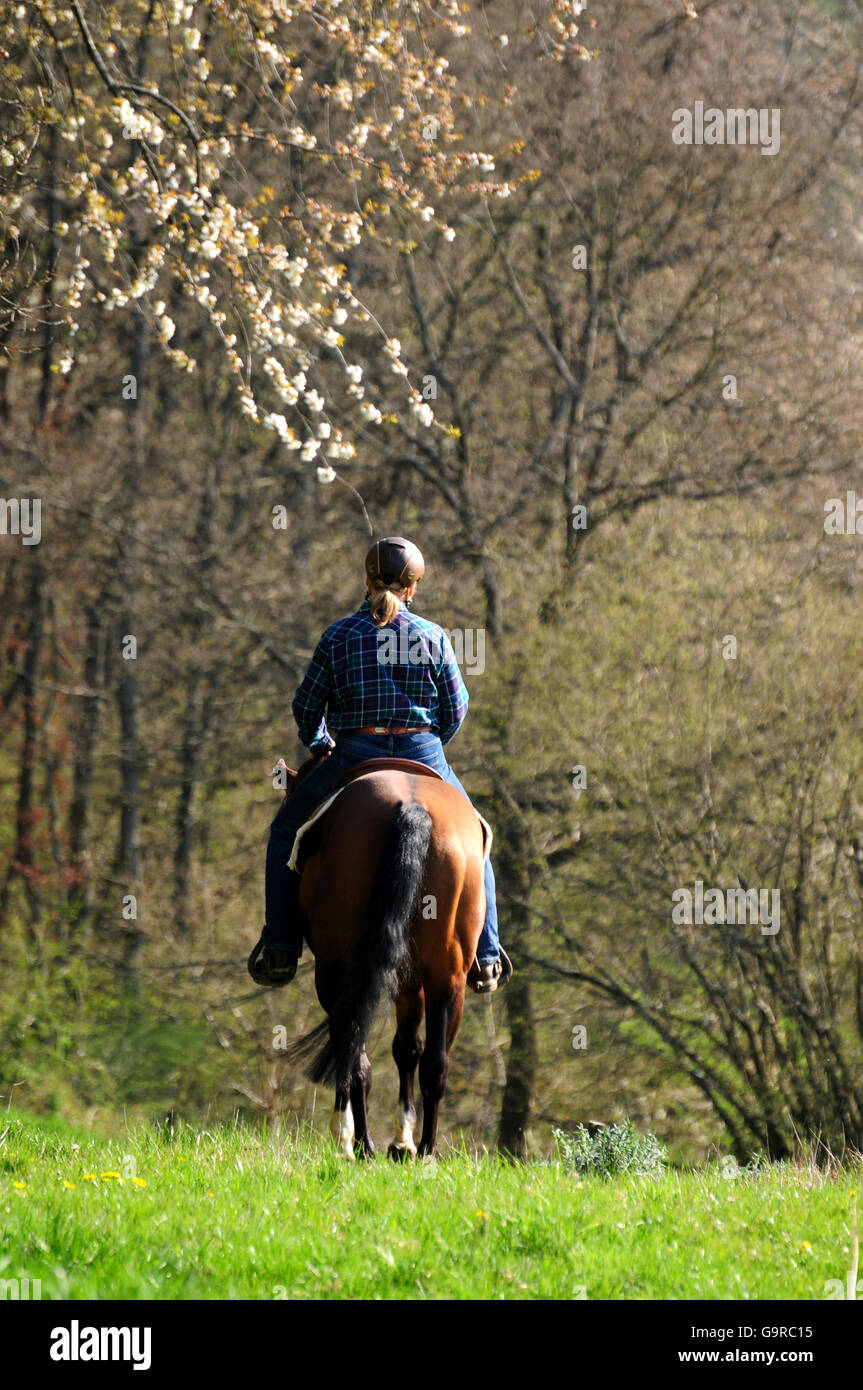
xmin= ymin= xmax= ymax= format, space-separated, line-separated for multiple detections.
xmin=2 ymin=0 xmax=863 ymax=1164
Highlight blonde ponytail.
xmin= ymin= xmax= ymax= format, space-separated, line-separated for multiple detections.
xmin=368 ymin=582 xmax=408 ymax=627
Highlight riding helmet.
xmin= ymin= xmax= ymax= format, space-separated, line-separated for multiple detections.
xmin=365 ymin=536 xmax=425 ymax=587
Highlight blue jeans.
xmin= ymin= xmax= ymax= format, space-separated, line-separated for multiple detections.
xmin=264 ymin=731 xmax=500 ymax=963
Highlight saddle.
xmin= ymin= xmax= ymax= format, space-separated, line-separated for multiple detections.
xmin=334 ymin=757 xmax=444 ymax=789
xmin=289 ymin=757 xmax=490 ymax=872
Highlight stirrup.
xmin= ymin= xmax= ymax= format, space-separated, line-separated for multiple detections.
xmin=468 ymin=947 xmax=513 ymax=994
xmin=247 ymin=935 xmax=298 ymax=987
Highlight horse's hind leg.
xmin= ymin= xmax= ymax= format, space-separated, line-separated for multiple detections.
xmin=417 ymin=984 xmax=464 ymax=1158
xmin=388 ymin=988 xmax=424 ymax=1161
xmin=350 ymin=1048 xmax=374 ymax=1160
xmin=317 ymin=965 xmax=357 ymax=1163
xmin=330 ymin=1084 xmax=355 ymax=1161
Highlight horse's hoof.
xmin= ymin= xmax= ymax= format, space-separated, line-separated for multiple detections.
xmin=356 ymin=1141 xmax=376 ymax=1162
xmin=387 ymin=1142 xmax=417 ymax=1162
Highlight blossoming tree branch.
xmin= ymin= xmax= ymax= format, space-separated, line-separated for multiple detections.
xmin=1 ymin=0 xmax=592 ymax=476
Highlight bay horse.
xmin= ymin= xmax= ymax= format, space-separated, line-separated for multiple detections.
xmin=282 ymin=755 xmax=487 ymax=1160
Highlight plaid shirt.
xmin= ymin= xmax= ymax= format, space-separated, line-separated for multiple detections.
xmin=292 ymin=598 xmax=469 ymax=750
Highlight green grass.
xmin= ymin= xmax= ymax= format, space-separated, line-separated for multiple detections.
xmin=0 ymin=1109 xmax=858 ymax=1300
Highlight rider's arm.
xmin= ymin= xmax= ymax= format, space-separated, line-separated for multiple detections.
xmin=434 ymin=631 xmax=469 ymax=746
xmin=292 ymin=631 xmax=336 ymax=751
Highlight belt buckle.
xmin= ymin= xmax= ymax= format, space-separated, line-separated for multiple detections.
xmin=372 ymin=726 xmax=388 ymax=734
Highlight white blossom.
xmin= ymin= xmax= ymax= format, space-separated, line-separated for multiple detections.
xmin=263 ymin=412 xmax=294 ymax=443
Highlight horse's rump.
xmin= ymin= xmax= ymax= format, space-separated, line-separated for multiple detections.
xmin=299 ymin=768 xmax=485 ymax=982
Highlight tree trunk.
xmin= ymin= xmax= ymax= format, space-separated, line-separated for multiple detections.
xmin=113 ymin=305 xmax=148 ymax=973
xmin=173 ymin=668 xmax=221 ymax=939
xmin=37 ymin=123 xmax=58 ymax=422
xmin=0 ymin=553 xmax=46 ymax=933
xmin=68 ymin=597 xmax=108 ymax=928
xmin=496 ymin=815 xmax=538 ymax=1160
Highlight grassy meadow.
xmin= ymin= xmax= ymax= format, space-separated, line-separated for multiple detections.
xmin=1 ymin=1109 xmax=858 ymax=1301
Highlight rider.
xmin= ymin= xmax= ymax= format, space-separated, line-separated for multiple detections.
xmin=247 ymin=536 xmax=512 ymax=994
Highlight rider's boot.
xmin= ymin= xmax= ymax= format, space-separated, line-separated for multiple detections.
xmin=248 ymin=871 xmax=303 ymax=987
xmin=468 ymin=946 xmax=513 ymax=994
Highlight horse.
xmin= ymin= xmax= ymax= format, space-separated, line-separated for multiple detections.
xmin=281 ymin=754 xmax=487 ymax=1160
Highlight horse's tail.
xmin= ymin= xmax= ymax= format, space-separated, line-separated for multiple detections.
xmin=292 ymin=800 xmax=432 ymax=1089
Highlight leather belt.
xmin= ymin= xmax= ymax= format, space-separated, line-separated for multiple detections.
xmin=348 ymin=725 xmax=416 ymax=736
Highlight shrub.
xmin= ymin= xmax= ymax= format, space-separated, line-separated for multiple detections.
xmin=553 ymin=1120 xmax=667 ymax=1177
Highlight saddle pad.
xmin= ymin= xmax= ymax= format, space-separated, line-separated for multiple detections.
xmin=288 ymin=769 xmax=492 ymax=872
xmin=288 ymin=791 xmax=343 ymax=871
